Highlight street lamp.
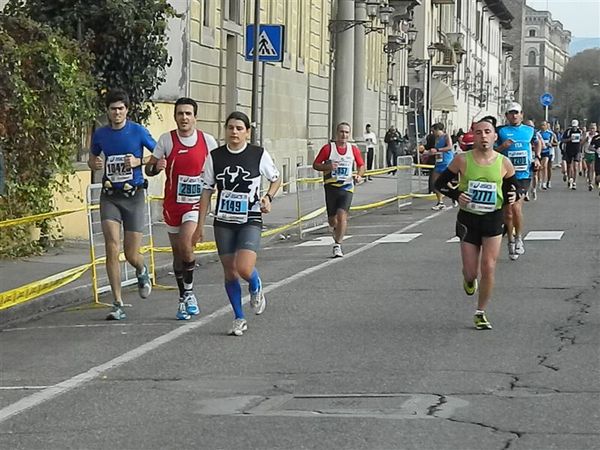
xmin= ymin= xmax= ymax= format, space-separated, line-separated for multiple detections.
xmin=426 ymin=44 xmax=436 ymax=130
xmin=329 ymin=1 xmax=394 ymax=34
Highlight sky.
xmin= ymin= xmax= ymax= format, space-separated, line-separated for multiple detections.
xmin=526 ymin=0 xmax=600 ymax=38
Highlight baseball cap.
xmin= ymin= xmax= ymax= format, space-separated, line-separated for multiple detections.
xmin=505 ymin=102 xmax=522 ymax=114
xmin=571 ymin=119 xmax=579 ymax=127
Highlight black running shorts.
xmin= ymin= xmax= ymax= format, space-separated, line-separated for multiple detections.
xmin=455 ymin=209 xmax=504 ymax=246
xmin=324 ymin=185 xmax=353 ymax=217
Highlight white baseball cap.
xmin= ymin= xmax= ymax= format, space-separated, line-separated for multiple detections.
xmin=571 ymin=119 xmax=579 ymax=127
xmin=505 ymin=102 xmax=522 ymax=114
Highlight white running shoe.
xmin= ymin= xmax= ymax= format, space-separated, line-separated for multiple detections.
xmin=532 ymin=189 xmax=537 ymax=200
xmin=541 ymin=182 xmax=547 ymax=190
xmin=572 ymin=182 xmax=577 ymax=190
xmin=547 ymin=181 xmax=552 ymax=189
xmin=183 ymin=291 xmax=199 ymax=316
xmin=508 ymin=241 xmax=518 ymax=261
xmin=515 ymin=236 xmax=525 ymax=255
xmin=250 ymin=285 xmax=266 ymax=315
xmin=229 ymin=318 xmax=248 ymax=336
xmin=568 ymin=178 xmax=573 ymax=189
xmin=431 ymin=202 xmax=445 ymax=211
xmin=332 ymin=244 xmax=344 ymax=258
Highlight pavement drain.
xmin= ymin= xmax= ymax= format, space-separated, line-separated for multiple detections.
xmin=196 ymin=393 xmax=469 ymax=420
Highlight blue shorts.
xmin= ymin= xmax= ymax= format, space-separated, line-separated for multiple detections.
xmin=434 ymin=164 xmax=449 ymax=174
xmin=214 ymin=224 xmax=261 ymax=255
xmin=541 ymin=151 xmax=553 ymax=162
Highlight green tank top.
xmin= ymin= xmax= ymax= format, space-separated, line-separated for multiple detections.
xmin=458 ymin=151 xmax=504 ymax=215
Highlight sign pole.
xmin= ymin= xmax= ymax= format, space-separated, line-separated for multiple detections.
xmin=545 ymin=105 xmax=548 ymax=122
xmin=251 ymin=0 xmax=260 ymax=145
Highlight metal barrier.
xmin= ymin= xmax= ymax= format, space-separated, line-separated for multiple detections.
xmin=86 ymin=184 xmax=155 ymax=304
xmin=295 ymin=165 xmax=327 ymax=239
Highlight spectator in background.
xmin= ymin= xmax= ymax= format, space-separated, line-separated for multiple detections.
xmin=384 ymin=126 xmax=402 ymax=175
xmin=363 ymin=124 xmax=377 ymax=181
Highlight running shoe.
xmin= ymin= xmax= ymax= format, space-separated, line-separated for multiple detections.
xmin=563 ymin=174 xmax=567 ymax=182
xmin=541 ymin=182 xmax=547 ymax=190
xmin=137 ymin=265 xmax=152 ymax=299
xmin=588 ymin=183 xmax=593 ymax=191
xmin=474 ymin=312 xmax=492 ymax=330
xmin=106 ymin=302 xmax=126 ymax=321
xmin=431 ymin=202 xmax=445 ymax=211
xmin=452 ymin=200 xmax=459 ymax=208
xmin=547 ymin=181 xmax=552 ymax=189
xmin=463 ymin=278 xmax=478 ymax=296
xmin=332 ymin=244 xmax=344 ymax=258
xmin=523 ymin=192 xmax=530 ymax=201
xmin=568 ymin=178 xmax=573 ymax=189
xmin=508 ymin=241 xmax=518 ymax=261
xmin=183 ymin=291 xmax=200 ymax=315
xmin=531 ymin=189 xmax=537 ymax=200
xmin=250 ymin=284 xmax=266 ymax=315
xmin=176 ymin=301 xmax=191 ymax=320
xmin=229 ymin=318 xmax=248 ymax=336
xmin=572 ymin=182 xmax=577 ymax=190
xmin=515 ymin=236 xmax=525 ymax=255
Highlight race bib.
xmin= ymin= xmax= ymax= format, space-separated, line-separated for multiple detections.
xmin=216 ymin=190 xmax=249 ymax=224
xmin=508 ymin=150 xmax=528 ymax=172
xmin=106 ymin=155 xmax=133 ymax=183
xmin=467 ymin=180 xmax=497 ymax=213
xmin=571 ymin=133 xmax=581 ymax=143
xmin=331 ymin=159 xmax=353 ymax=183
xmin=177 ymin=175 xmax=202 ymax=204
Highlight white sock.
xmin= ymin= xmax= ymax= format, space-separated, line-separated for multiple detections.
xmin=475 ymin=309 xmax=485 ymax=315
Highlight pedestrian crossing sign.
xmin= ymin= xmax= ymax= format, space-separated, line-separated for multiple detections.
xmin=245 ymin=24 xmax=285 ymax=62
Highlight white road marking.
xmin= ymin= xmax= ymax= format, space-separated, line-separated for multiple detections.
xmin=296 ymin=236 xmax=353 ymax=247
xmin=524 ymin=231 xmax=564 ymax=241
xmin=0 ymin=386 xmax=48 ymax=390
xmin=374 ymin=233 xmax=422 ymax=244
xmin=0 ymin=211 xmax=443 ymax=424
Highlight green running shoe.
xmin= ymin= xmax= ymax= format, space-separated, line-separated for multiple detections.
xmin=463 ymin=278 xmax=478 ymax=296
xmin=474 ymin=312 xmax=492 ymax=330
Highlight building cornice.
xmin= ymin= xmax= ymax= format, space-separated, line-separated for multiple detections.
xmin=483 ymin=0 xmax=513 ymax=29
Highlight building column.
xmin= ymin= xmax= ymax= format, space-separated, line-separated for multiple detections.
xmin=332 ymin=0 xmax=355 ymax=137
xmin=353 ymin=0 xmax=366 ymax=140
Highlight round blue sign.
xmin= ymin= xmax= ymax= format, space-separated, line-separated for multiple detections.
xmin=540 ymin=92 xmax=553 ymax=107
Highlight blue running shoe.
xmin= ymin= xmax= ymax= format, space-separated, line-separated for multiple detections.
xmin=106 ymin=302 xmax=126 ymax=321
xmin=183 ymin=291 xmax=199 ymax=316
xmin=137 ymin=265 xmax=151 ymax=299
xmin=176 ymin=301 xmax=191 ymax=320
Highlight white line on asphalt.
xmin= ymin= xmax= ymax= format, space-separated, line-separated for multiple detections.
xmin=0 ymin=210 xmax=444 ymax=425
xmin=0 ymin=387 xmax=49 ymax=390
xmin=2 ymin=323 xmax=177 ymax=332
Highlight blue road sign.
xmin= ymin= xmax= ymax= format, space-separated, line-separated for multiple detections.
xmin=540 ymin=92 xmax=554 ymax=107
xmin=245 ymin=25 xmax=285 ymax=62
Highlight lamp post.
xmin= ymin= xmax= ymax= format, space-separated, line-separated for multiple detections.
xmin=426 ymin=43 xmax=436 ymax=131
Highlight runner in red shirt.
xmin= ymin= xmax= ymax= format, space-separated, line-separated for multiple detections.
xmin=313 ymin=122 xmax=365 ymax=258
xmin=146 ymin=98 xmax=218 ymax=320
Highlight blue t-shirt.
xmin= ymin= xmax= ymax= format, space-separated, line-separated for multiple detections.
xmin=91 ymin=121 xmax=156 ymax=189
xmin=434 ymin=134 xmax=454 ymax=167
xmin=539 ymin=130 xmax=555 ymax=154
xmin=496 ymin=124 xmax=535 ymax=180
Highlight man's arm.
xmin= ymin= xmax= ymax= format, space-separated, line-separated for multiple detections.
xmin=312 ymin=145 xmax=334 ymax=172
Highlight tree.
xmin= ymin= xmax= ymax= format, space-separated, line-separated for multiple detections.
xmin=5 ymin=0 xmax=178 ymax=123
xmin=0 ymin=15 xmax=96 ymax=256
xmin=556 ymin=49 xmax=600 ymax=127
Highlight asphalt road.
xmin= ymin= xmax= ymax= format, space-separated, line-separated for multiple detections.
xmin=0 ymin=184 xmax=598 ymax=450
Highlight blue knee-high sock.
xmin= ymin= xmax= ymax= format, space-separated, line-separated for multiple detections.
xmin=248 ymin=269 xmax=261 ymax=294
xmin=225 ymin=279 xmax=244 ymax=319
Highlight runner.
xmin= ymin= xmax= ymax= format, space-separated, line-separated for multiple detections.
xmin=538 ymin=121 xmax=558 ymax=190
xmin=428 ymin=123 xmax=454 ymax=210
xmin=590 ymin=131 xmax=600 ymax=196
xmin=496 ymin=103 xmax=541 ymax=261
xmin=88 ymin=89 xmax=156 ymax=320
xmin=145 ymin=97 xmax=218 ymax=320
xmin=313 ymin=122 xmax=366 ymax=258
xmin=434 ymin=117 xmax=518 ymax=330
xmin=582 ymin=123 xmax=597 ymax=191
xmin=562 ymin=119 xmax=583 ymax=190
xmin=198 ymin=111 xmax=281 ymax=336
xmin=524 ymin=120 xmax=543 ymax=201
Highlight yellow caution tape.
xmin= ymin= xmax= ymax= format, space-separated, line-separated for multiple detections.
xmin=0 ymin=263 xmax=91 ymax=311
xmin=350 ymin=196 xmax=399 ymax=211
xmin=413 ymin=163 xmax=435 ymax=169
xmin=0 ymin=207 xmax=87 ymax=229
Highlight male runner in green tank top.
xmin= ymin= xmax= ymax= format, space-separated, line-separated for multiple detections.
xmin=434 ymin=117 xmax=519 ymax=330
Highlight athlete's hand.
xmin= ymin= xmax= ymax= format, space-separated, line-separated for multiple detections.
xmin=90 ymin=155 xmax=103 ymax=170
xmin=353 ymin=174 xmax=363 ymax=184
xmin=124 ymin=154 xmax=138 ymax=169
xmin=155 ymin=157 xmax=167 ymax=172
xmin=507 ymin=187 xmax=517 ymax=204
xmin=502 ymin=139 xmax=514 ymax=149
xmin=533 ymin=158 xmax=541 ymax=171
xmin=458 ymin=192 xmax=471 ymax=207
xmin=260 ymin=196 xmax=272 ymax=214
xmin=192 ymin=224 xmax=204 ymax=244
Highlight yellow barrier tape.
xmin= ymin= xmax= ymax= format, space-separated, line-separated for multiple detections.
xmin=350 ymin=196 xmax=399 ymax=211
xmin=0 ymin=207 xmax=87 ymax=229
xmin=413 ymin=163 xmax=435 ymax=169
xmin=0 ymin=263 xmax=91 ymax=311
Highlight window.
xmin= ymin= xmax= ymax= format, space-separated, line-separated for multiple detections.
xmin=203 ymin=0 xmax=211 ymax=27
xmin=529 ymin=29 xmax=536 ymax=37
xmin=456 ymin=0 xmax=462 ymax=21
xmin=528 ymin=50 xmax=536 ymax=66
xmin=225 ymin=0 xmax=241 ymax=24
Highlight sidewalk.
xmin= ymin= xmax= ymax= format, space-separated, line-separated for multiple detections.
xmin=0 ymin=173 xmax=413 ymax=327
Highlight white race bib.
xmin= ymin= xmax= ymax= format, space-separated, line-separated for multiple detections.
xmin=467 ymin=180 xmax=498 ymax=213
xmin=177 ymin=175 xmax=203 ymax=204
xmin=571 ymin=133 xmax=581 ymax=143
xmin=105 ymin=155 xmax=133 ymax=183
xmin=507 ymin=150 xmax=528 ymax=172
xmin=331 ymin=159 xmax=353 ymax=183
xmin=216 ymin=190 xmax=249 ymax=224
